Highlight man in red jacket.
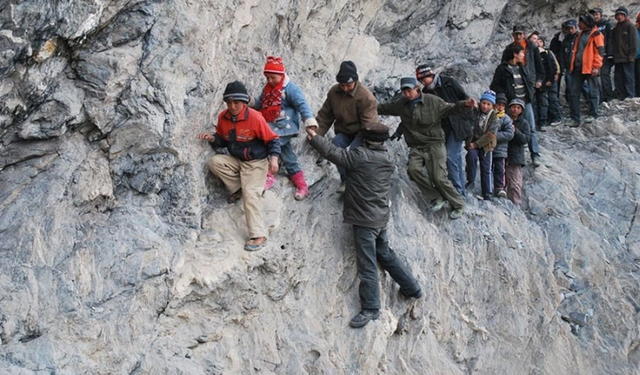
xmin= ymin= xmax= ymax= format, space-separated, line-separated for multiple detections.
xmin=197 ymin=81 xmax=281 ymax=251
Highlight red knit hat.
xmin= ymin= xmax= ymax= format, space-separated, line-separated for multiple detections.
xmin=264 ymin=56 xmax=285 ymax=75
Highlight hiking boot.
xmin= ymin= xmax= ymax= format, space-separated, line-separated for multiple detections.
xmin=449 ymin=207 xmax=464 ymax=220
xmin=532 ymin=156 xmax=541 ymax=168
xmin=430 ymin=198 xmax=446 ymax=213
xmin=496 ymin=189 xmax=507 ymax=198
xmin=567 ymin=119 xmax=580 ymax=128
xmin=549 ymin=120 xmax=562 ymax=127
xmin=227 ymin=189 xmax=242 ymax=204
xmin=465 ymin=182 xmax=475 ymax=192
xmin=584 ymin=116 xmax=596 ymax=123
xmin=483 ymin=194 xmax=492 ymax=201
xmin=336 ymin=182 xmax=346 ymax=194
xmin=244 ymin=237 xmax=267 ymax=252
xmin=401 ymin=288 xmax=423 ymax=299
xmin=349 ymin=309 xmax=380 ymax=328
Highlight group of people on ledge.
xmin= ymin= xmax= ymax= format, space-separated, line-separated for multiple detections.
xmin=195 ymin=7 xmax=640 ymax=328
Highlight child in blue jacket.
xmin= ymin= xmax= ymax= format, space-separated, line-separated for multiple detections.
xmin=254 ymin=56 xmax=318 ymax=200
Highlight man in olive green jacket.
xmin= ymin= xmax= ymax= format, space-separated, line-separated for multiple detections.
xmin=378 ymin=77 xmax=476 ymax=219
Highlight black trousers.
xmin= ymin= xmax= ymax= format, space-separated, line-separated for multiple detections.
xmin=353 ymin=225 xmax=420 ymax=310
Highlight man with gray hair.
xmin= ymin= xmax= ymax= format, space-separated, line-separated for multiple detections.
xmin=378 ymin=77 xmax=475 ymax=219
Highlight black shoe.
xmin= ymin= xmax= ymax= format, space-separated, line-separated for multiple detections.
xmin=401 ymin=288 xmax=423 ymax=299
xmin=483 ymin=194 xmax=492 ymax=201
xmin=349 ymin=309 xmax=380 ymax=328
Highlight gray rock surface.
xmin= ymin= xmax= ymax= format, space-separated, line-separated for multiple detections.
xmin=1 ymin=0 xmax=640 ymax=374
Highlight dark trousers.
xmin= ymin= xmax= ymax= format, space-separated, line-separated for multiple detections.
xmin=601 ymin=58 xmax=615 ymax=102
xmin=353 ymin=226 xmax=420 ymax=311
xmin=492 ymin=157 xmax=506 ymax=191
xmin=614 ymin=62 xmax=636 ymax=99
xmin=547 ymin=81 xmax=562 ymax=122
xmin=565 ymin=72 xmax=590 ymax=103
xmin=466 ymin=148 xmax=493 ymax=196
xmin=535 ymin=88 xmax=549 ymax=128
xmin=445 ymin=130 xmax=466 ymax=196
xmin=569 ymin=71 xmax=600 ymax=121
xmin=636 ymin=58 xmax=640 ymax=98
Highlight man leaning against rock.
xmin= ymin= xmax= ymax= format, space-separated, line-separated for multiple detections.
xmin=197 ymin=80 xmax=281 ymax=252
xmin=306 ymin=122 xmax=422 ymax=328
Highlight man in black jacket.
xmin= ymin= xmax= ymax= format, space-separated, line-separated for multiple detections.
xmin=528 ymin=32 xmax=561 ymax=130
xmin=415 ymin=65 xmax=472 ymax=195
xmin=491 ymin=44 xmax=540 ymax=167
xmin=306 ymin=123 xmax=422 ymax=329
xmin=505 ymin=25 xmax=544 ymax=167
xmin=613 ymin=6 xmax=640 ymax=99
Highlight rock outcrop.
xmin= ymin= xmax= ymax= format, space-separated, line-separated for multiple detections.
xmin=1 ymin=0 xmax=640 ymax=374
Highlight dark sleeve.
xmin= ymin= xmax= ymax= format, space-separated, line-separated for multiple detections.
xmin=513 ymin=119 xmax=531 ymax=144
xmin=393 ymin=122 xmax=405 ymax=137
xmin=489 ymin=66 xmax=505 ymax=94
xmin=605 ymin=22 xmax=614 ymax=57
xmin=211 ymin=133 xmax=226 ymax=149
xmin=377 ymin=100 xmax=399 ymax=116
xmin=308 ymin=134 xmax=358 ymax=170
xmin=266 ymin=137 xmax=281 ymax=157
xmin=451 ymin=79 xmax=469 ymax=101
xmin=533 ymin=45 xmax=545 ymax=83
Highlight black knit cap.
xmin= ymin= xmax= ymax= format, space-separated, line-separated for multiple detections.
xmin=496 ymin=93 xmax=508 ymax=105
xmin=615 ymin=6 xmax=629 ymax=17
xmin=579 ymin=13 xmax=596 ymax=28
xmin=589 ymin=7 xmax=603 ymax=15
xmin=416 ymin=64 xmax=434 ymax=80
xmin=362 ymin=123 xmax=389 ymax=142
xmin=336 ymin=61 xmax=358 ymax=83
xmin=222 ymin=80 xmax=250 ymax=103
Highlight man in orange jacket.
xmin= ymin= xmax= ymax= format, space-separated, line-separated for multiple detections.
xmin=568 ymin=13 xmax=605 ymax=127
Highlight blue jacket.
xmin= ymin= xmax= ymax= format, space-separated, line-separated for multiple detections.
xmin=254 ymin=75 xmax=314 ymax=138
xmin=493 ymin=114 xmax=514 ymax=159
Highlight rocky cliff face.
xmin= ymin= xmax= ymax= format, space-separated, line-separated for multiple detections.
xmin=2 ymin=0 xmax=640 ymax=374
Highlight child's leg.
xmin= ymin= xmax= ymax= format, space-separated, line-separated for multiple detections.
xmin=465 ymin=148 xmax=479 ymax=186
xmin=479 ymin=150 xmax=493 ymax=197
xmin=493 ymin=157 xmax=506 ymax=191
xmin=506 ymin=163 xmax=523 ymax=207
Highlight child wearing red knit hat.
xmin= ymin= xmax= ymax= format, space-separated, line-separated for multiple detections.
xmin=254 ymin=56 xmax=318 ymax=200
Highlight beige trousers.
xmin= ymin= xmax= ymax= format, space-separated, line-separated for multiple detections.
xmin=208 ymin=155 xmax=268 ymax=238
